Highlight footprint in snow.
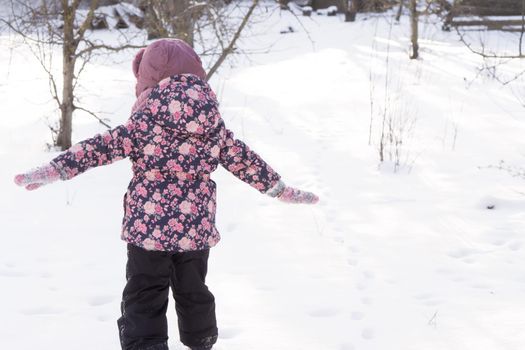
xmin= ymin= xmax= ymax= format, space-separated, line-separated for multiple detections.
xmin=490 ymin=239 xmax=506 ymax=246
xmin=362 ymin=271 xmax=375 ymax=280
xmin=360 ymin=297 xmax=373 ymax=305
xmin=255 ymin=285 xmax=275 ymax=292
xmin=355 ymin=282 xmax=367 ymax=291
xmin=451 ymin=275 xmax=466 ymax=283
xmin=0 ymin=264 xmax=28 ymax=277
xmin=308 ymin=307 xmax=340 ymax=317
xmin=435 ymin=268 xmax=454 ymax=275
xmin=218 ymin=327 xmax=242 ymax=339
xmin=88 ymin=295 xmax=115 ymax=307
xmin=447 ymin=248 xmax=476 ymax=259
xmin=470 ymin=283 xmax=492 ymax=290
xmin=349 ymin=246 xmax=360 ymax=253
xmin=351 ymin=311 xmax=365 ymax=320
xmin=21 ymin=306 xmax=65 ymax=315
xmin=413 ymin=293 xmax=433 ymax=300
xmin=326 ymin=211 xmax=337 ymax=221
xmin=226 ymin=223 xmax=237 ymax=232
xmin=414 ymin=294 xmax=442 ymax=306
xmin=361 ymin=328 xmax=375 ymax=340
xmin=332 ymin=236 xmax=345 ymax=244
xmin=347 ymin=258 xmax=359 ymax=267
xmin=39 ymin=271 xmax=53 ymax=278
xmin=509 ymin=241 xmax=523 ymax=251
xmin=339 ymin=343 xmax=355 ymax=350
xmin=97 ymin=314 xmax=111 ymax=322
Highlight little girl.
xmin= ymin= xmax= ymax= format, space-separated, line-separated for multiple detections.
xmin=14 ymin=39 xmax=319 ymax=350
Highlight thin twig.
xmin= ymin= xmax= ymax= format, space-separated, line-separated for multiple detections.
xmin=287 ymin=4 xmax=316 ymax=51
xmin=75 ymin=41 xmax=145 ymax=58
xmin=74 ymin=105 xmax=112 ymax=129
xmin=455 ymin=27 xmax=525 ymax=59
xmin=206 ymin=0 xmax=260 ymax=80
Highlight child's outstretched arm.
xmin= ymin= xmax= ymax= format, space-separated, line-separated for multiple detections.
xmin=217 ymin=119 xmax=318 ymax=204
xmin=14 ymin=120 xmax=136 ymax=190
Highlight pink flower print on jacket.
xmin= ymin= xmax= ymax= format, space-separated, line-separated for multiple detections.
xmin=50 ymin=74 xmax=281 ymax=252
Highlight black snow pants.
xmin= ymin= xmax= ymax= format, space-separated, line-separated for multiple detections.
xmin=117 ymin=243 xmax=218 ymax=350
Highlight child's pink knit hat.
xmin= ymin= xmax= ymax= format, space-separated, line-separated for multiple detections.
xmin=132 ymin=39 xmax=207 ymax=97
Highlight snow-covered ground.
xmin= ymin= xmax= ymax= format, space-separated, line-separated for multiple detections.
xmin=2 ymin=4 xmax=525 ymax=350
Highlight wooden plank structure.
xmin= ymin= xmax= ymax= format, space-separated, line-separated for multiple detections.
xmin=446 ymin=0 xmax=525 ymax=32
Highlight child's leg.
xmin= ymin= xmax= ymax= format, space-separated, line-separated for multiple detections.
xmin=170 ymin=249 xmax=218 ymax=350
xmin=118 ymin=244 xmax=172 ymax=350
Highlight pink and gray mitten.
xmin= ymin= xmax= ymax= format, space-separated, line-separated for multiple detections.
xmin=14 ymin=163 xmax=61 ymax=190
xmin=266 ymin=180 xmax=319 ymax=204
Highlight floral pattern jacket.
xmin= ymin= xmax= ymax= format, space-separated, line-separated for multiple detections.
xmin=51 ymin=74 xmax=281 ymax=252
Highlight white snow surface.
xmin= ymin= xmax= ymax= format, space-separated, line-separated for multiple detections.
xmin=2 ymin=5 xmax=525 ymax=350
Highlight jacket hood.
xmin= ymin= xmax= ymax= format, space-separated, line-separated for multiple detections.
xmin=133 ymin=39 xmax=207 ymax=97
xmin=145 ymin=74 xmax=220 ymax=135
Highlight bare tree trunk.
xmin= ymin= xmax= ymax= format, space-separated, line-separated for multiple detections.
xmin=339 ymin=0 xmax=350 ymax=22
xmin=395 ymin=0 xmax=404 ymax=22
xmin=172 ymin=0 xmax=194 ymax=47
xmin=57 ymin=1 xmax=76 ymax=150
xmin=141 ymin=1 xmax=167 ymax=39
xmin=5 ymin=0 xmax=140 ymax=150
xmin=55 ymin=0 xmax=99 ymax=150
xmin=278 ymin=0 xmax=290 ymax=9
xmin=347 ymin=0 xmax=360 ymax=22
xmin=519 ymin=0 xmax=525 ymax=56
xmin=409 ymin=0 xmax=419 ymax=59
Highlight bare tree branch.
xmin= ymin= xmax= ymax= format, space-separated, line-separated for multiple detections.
xmin=73 ymin=105 xmax=112 ymax=129
xmin=206 ymin=0 xmax=260 ymax=80
xmin=75 ymin=0 xmax=100 ymax=46
xmin=455 ymin=27 xmax=525 ymax=59
xmin=286 ymin=3 xmax=316 ymax=51
xmin=75 ymin=41 xmax=145 ymax=58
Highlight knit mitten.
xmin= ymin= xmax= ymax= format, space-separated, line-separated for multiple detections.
xmin=266 ymin=180 xmax=319 ymax=204
xmin=14 ymin=163 xmax=61 ymax=191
